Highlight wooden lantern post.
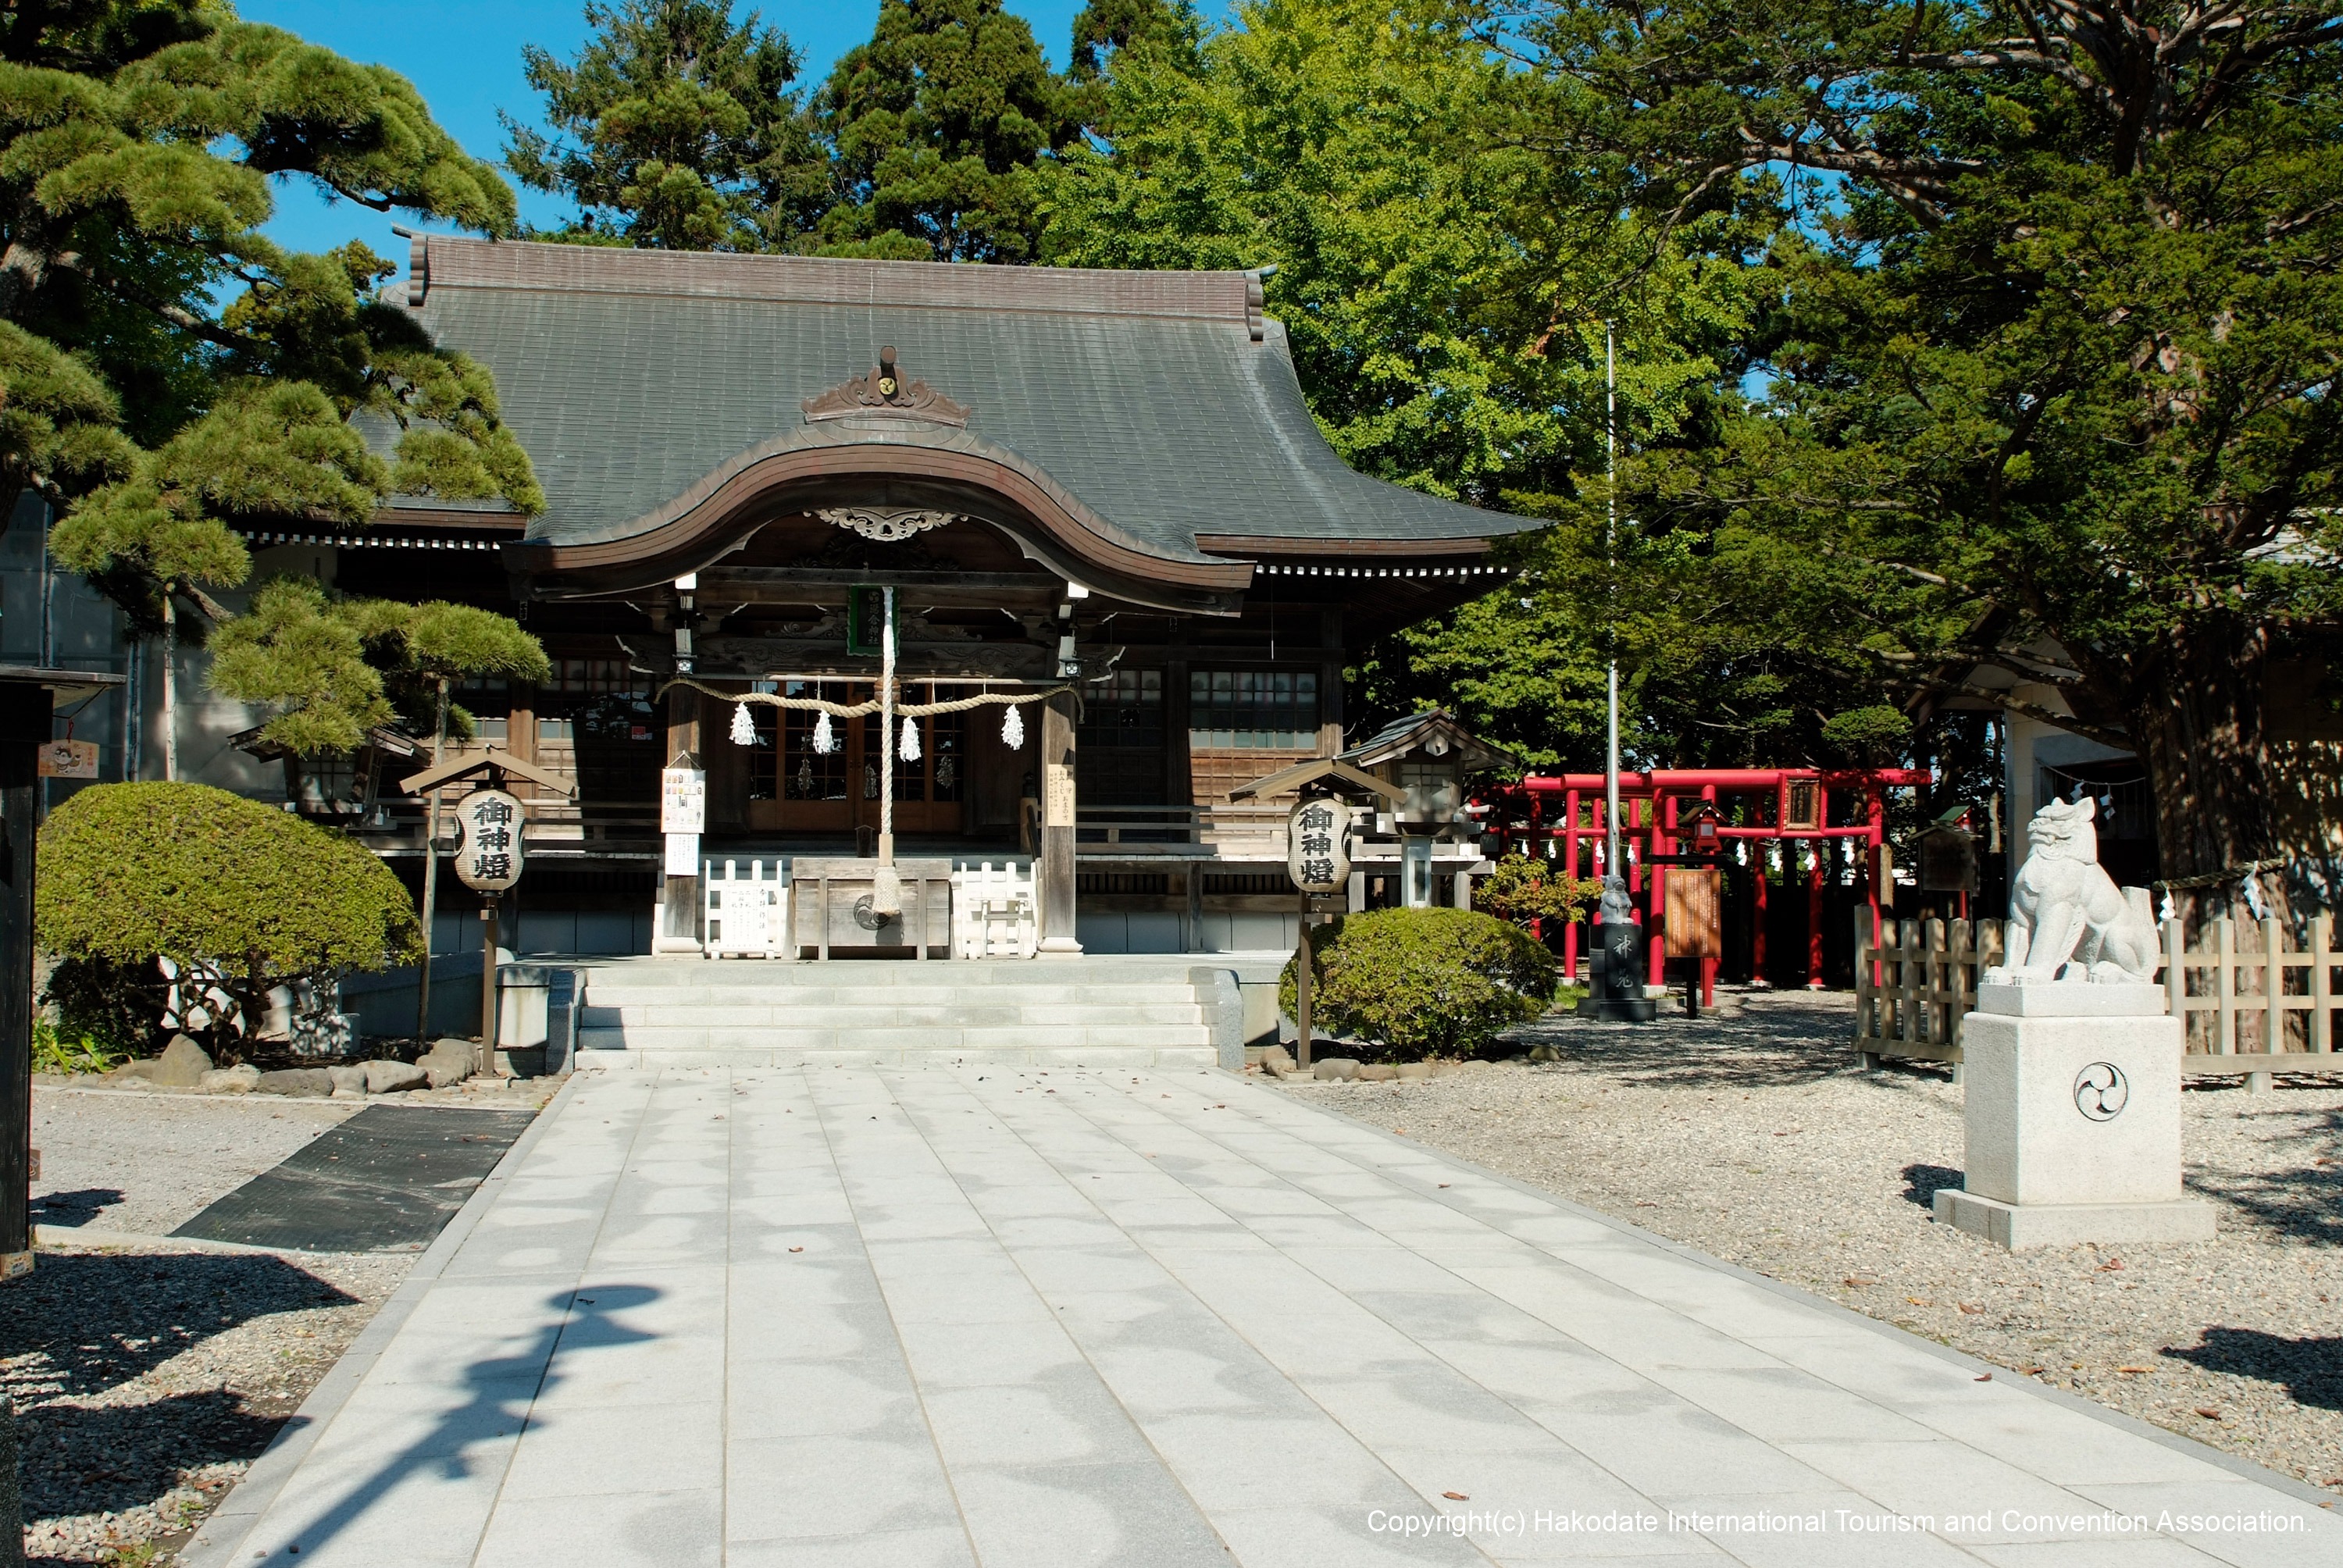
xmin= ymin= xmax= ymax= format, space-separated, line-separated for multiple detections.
xmin=401 ymin=750 xmax=575 ymax=1070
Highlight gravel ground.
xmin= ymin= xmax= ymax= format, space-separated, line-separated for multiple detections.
xmin=1268 ymin=989 xmax=2343 ymax=1496
xmin=30 ymin=1089 xmax=360 ymax=1237
xmin=5 ymin=1246 xmax=411 ymax=1564
xmin=10 ymin=1080 xmax=554 ymax=1563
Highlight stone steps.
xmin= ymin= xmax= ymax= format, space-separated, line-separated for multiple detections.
xmin=572 ymin=959 xmax=1238 ymax=1068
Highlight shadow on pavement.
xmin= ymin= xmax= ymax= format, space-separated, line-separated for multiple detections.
xmin=256 ymin=1285 xmax=660 ymax=1563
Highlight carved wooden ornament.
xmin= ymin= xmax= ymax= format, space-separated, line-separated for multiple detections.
xmin=801 ymin=344 xmax=972 ymax=426
xmin=816 ymin=508 xmax=958 ymax=542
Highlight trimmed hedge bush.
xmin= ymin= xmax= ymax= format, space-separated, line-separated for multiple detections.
xmin=1278 ymin=907 xmax=1559 ymax=1058
xmin=37 ymin=782 xmax=423 ymax=1041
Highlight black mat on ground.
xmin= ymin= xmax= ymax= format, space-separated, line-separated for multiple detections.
xmin=170 ymin=1105 xmax=539 ymax=1253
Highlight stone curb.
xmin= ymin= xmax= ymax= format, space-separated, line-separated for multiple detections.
xmin=175 ymin=1070 xmax=586 ymax=1568
xmin=1265 ymin=1068 xmax=2343 ymax=1514
xmin=33 ymin=1227 xmax=351 ymax=1259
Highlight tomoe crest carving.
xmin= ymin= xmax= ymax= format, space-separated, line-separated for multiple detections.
xmin=802 ymin=345 xmax=972 ymax=426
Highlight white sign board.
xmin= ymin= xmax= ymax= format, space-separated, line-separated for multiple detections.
xmin=717 ymin=881 xmax=778 ymax=953
xmin=454 ymin=788 xmax=525 ymax=893
xmin=665 ymin=832 xmax=701 ymax=877
xmin=662 ymin=764 xmax=707 ymax=834
xmin=1287 ymin=797 xmax=1354 ymax=893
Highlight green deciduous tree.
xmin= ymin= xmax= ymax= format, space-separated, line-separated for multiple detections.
xmin=1043 ymin=0 xmax=1753 ymax=767
xmin=815 ymin=0 xmax=1076 ymax=261
xmin=9 ymin=5 xmax=540 ymax=773
xmin=1520 ymin=0 xmax=2343 ymax=920
xmin=505 ymin=1 xmax=829 ymax=250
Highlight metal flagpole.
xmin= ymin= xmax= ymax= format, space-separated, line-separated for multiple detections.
xmin=1605 ymin=325 xmax=1621 ymax=882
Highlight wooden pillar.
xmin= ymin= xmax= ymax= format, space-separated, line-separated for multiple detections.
xmin=0 ymin=680 xmax=48 ymax=1280
xmin=1752 ymin=840 xmax=1771 ymax=987
xmin=1164 ymin=648 xmax=1192 ymax=806
xmin=1317 ymin=607 xmax=1344 ymax=757
xmin=661 ymin=681 xmax=702 ymax=950
xmin=1038 ymin=690 xmax=1081 ymax=954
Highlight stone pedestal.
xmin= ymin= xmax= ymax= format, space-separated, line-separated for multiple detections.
xmin=1575 ymin=921 xmax=1657 ymax=1022
xmin=1935 ymin=982 xmax=2215 ymax=1249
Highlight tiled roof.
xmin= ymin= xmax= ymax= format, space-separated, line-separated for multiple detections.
xmin=402 ymin=237 xmax=1533 ymax=564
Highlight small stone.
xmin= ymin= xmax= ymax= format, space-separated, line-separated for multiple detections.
xmin=419 ymin=1041 xmax=475 ymax=1089
xmin=1312 ymin=1058 xmax=1360 ymax=1082
xmin=1358 ymin=1064 xmax=1397 ymax=1082
xmin=195 ymin=1064 xmax=261 ymax=1095
xmin=362 ymin=1058 xmax=428 ymax=1094
xmin=1463 ymin=1058 xmax=1495 ymax=1071
xmin=326 ymin=1064 xmax=369 ymax=1098
xmin=1395 ymin=1062 xmax=1433 ymax=1080
xmin=1526 ymin=1043 xmax=1560 ymax=1063
xmin=144 ymin=1034 xmax=215 ymax=1087
xmin=255 ymin=1067 xmax=335 ymax=1098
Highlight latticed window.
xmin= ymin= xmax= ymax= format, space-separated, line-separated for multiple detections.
xmin=1079 ymin=669 xmax=1164 ymax=804
xmin=1189 ymin=669 xmax=1318 ymax=749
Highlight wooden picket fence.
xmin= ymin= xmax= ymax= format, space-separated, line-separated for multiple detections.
xmin=1853 ymin=917 xmax=2002 ymax=1066
xmin=1853 ymin=911 xmax=2343 ymax=1076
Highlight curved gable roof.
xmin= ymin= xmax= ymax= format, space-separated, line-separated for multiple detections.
xmin=401 ymin=237 xmax=1532 ymax=568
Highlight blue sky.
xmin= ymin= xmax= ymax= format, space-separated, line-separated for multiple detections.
xmin=237 ymin=1 xmax=1089 ymax=277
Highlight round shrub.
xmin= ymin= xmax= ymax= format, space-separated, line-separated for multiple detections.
xmin=38 ymin=782 xmax=423 ymax=1040
xmin=1279 ymin=907 xmax=1559 ymax=1058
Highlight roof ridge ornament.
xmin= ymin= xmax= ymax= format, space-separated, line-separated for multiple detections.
xmin=802 ymin=345 xmax=972 ymax=426
xmin=818 ymin=508 xmax=958 ymax=542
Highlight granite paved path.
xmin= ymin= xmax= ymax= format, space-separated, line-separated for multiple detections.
xmin=185 ymin=1064 xmax=2342 ymax=1568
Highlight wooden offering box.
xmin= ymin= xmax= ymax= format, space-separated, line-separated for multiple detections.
xmin=790 ymin=857 xmax=954 ymax=959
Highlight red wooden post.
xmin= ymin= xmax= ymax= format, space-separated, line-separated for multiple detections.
xmin=1806 ymin=836 xmax=1827 ymax=989
xmin=1864 ymin=783 xmax=1886 ymax=991
xmin=1525 ymin=789 xmax=1543 ymax=944
xmin=1701 ymin=784 xmax=1720 ymax=1004
xmin=1563 ymin=787 xmax=1582 ymax=981
xmin=1752 ymin=839 xmax=1771 ymax=987
xmin=1648 ymin=794 xmax=1671 ymax=989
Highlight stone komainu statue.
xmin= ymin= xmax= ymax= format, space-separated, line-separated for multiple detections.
xmin=1999 ymin=796 xmax=2159 ymax=985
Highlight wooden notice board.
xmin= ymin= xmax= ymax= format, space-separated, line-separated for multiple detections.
xmin=1664 ymin=868 xmax=1722 ymax=959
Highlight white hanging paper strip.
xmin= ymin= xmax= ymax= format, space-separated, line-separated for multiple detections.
xmin=900 ymin=716 xmax=921 ymax=762
xmin=729 ymin=702 xmax=755 ymax=746
xmin=812 ymin=710 xmax=835 ymax=754
xmin=1001 ymin=704 xmax=1024 ymax=750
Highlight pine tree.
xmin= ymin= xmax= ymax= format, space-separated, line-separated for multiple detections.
xmin=505 ymin=1 xmax=830 ymax=251
xmin=12 ymin=5 xmax=542 ymax=775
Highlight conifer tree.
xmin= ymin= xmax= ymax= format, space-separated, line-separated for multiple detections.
xmin=505 ymin=1 xmax=829 ymax=250
xmin=813 ymin=0 xmax=1077 ymax=262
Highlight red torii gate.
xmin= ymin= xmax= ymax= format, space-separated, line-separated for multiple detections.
xmin=1481 ymin=768 xmax=1932 ymax=1001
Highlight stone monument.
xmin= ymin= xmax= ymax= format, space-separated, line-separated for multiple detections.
xmin=1934 ymin=797 xmax=2216 ymax=1249
xmin=1576 ymin=874 xmax=1657 ymax=1022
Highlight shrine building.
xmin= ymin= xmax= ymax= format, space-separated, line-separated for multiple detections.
xmin=41 ymin=237 xmax=1537 ymax=957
